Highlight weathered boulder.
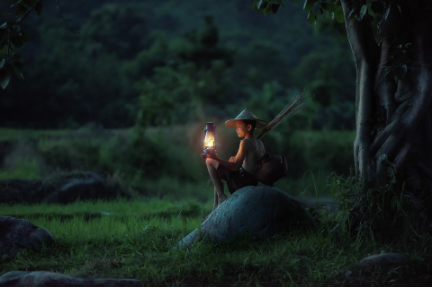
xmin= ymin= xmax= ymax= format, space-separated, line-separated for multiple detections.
xmin=175 ymin=186 xmax=316 ymax=248
xmin=0 ymin=216 xmax=55 ymax=257
xmin=0 ymin=171 xmax=131 ymax=204
xmin=0 ymin=271 xmax=142 ymax=287
xmin=43 ymin=171 xmax=105 ymax=204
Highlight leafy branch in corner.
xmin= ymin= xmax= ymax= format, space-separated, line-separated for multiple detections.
xmin=0 ymin=0 xmax=76 ymax=89
xmin=0 ymin=0 xmax=42 ymax=89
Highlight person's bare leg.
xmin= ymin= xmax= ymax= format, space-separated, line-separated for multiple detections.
xmin=202 ymin=186 xmax=218 ymax=221
xmin=213 ymin=186 xmax=218 ymax=211
xmin=206 ymin=158 xmax=227 ymax=207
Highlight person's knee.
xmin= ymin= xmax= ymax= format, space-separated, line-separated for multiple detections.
xmin=205 ymin=158 xmax=213 ymax=166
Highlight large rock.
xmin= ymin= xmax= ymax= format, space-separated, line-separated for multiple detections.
xmin=43 ymin=171 xmax=105 ymax=204
xmin=0 ymin=216 xmax=56 ymax=257
xmin=175 ymin=186 xmax=316 ymax=248
xmin=0 ymin=271 xmax=142 ymax=287
xmin=0 ymin=171 xmax=131 ymax=204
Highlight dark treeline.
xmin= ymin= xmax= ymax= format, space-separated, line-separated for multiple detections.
xmin=0 ymin=0 xmax=355 ymax=130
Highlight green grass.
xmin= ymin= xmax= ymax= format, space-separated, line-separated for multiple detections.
xmin=1 ymin=198 xmax=431 ymax=286
xmin=1 ymin=127 xmax=431 ymax=285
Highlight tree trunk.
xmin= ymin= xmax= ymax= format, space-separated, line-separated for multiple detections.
xmin=340 ymin=0 xmax=432 ymax=240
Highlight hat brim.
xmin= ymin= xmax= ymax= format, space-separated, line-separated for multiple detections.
xmin=225 ymin=119 xmax=267 ymax=129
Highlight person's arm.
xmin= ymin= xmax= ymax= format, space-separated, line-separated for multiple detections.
xmin=208 ymin=139 xmax=249 ymax=171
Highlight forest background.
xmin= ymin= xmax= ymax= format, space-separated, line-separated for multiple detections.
xmin=0 ymin=0 xmax=357 ymax=199
xmin=3 ymin=1 xmax=432 ymax=285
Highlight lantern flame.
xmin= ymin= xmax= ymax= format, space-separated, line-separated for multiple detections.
xmin=203 ymin=122 xmax=216 ymax=152
xmin=204 ymin=134 xmax=215 ymax=148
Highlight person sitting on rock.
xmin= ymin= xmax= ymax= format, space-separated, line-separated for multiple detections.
xmin=203 ymin=108 xmax=267 ymax=221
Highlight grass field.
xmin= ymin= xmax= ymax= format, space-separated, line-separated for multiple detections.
xmin=1 ymin=127 xmax=431 ymax=285
xmin=1 ymin=197 xmax=431 ymax=286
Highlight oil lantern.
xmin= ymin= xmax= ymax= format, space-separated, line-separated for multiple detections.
xmin=201 ymin=122 xmax=217 ymax=158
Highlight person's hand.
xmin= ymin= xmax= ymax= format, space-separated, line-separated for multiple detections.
xmin=229 ymin=156 xmax=236 ymax=162
xmin=206 ymin=149 xmax=217 ymax=159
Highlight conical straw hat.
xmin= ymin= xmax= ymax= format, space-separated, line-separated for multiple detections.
xmin=225 ymin=108 xmax=267 ymax=129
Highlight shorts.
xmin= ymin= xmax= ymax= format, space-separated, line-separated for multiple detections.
xmin=217 ymin=164 xmax=259 ymax=194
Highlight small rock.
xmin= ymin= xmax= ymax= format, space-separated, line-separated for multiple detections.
xmin=0 ymin=271 xmax=142 ymax=287
xmin=0 ymin=216 xmax=56 ymax=257
xmin=360 ymin=252 xmax=408 ymax=267
xmin=345 ymin=270 xmax=352 ymax=279
xmin=175 ymin=186 xmax=316 ymax=248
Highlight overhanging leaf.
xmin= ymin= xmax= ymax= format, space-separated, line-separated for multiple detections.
xmin=307 ymin=11 xmax=316 ymax=25
xmin=304 ymin=0 xmax=318 ymax=12
xmin=15 ymin=4 xmax=27 ymax=21
xmin=259 ymin=0 xmax=270 ymax=11
xmin=256 ymin=0 xmax=263 ymax=9
xmin=333 ymin=6 xmax=344 ymax=23
xmin=263 ymin=3 xmax=273 ymax=15
xmin=320 ymin=1 xmax=334 ymax=12
xmin=35 ymin=0 xmax=42 ymax=15
xmin=348 ymin=7 xmax=356 ymax=19
xmin=12 ymin=65 xmax=23 ymax=80
xmin=383 ymin=6 xmax=390 ymax=20
xmin=359 ymin=4 xmax=367 ymax=20
xmin=0 ymin=68 xmax=11 ymax=89
xmin=252 ymin=0 xmax=258 ymax=9
xmin=271 ymin=3 xmax=279 ymax=14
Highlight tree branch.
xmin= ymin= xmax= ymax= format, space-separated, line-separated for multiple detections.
xmin=56 ymin=0 xmax=79 ymax=34
xmin=17 ymin=6 xmax=34 ymax=24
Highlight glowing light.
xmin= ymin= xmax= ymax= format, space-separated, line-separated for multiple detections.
xmin=202 ymin=122 xmax=217 ymax=158
xmin=204 ymin=134 xmax=215 ymax=148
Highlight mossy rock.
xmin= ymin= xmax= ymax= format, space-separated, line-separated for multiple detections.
xmin=0 ymin=171 xmax=132 ymax=204
xmin=175 ymin=185 xmax=316 ymax=248
xmin=0 ymin=216 xmax=56 ymax=258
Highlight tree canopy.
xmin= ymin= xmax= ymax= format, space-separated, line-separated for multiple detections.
xmin=0 ymin=0 xmax=355 ymax=129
